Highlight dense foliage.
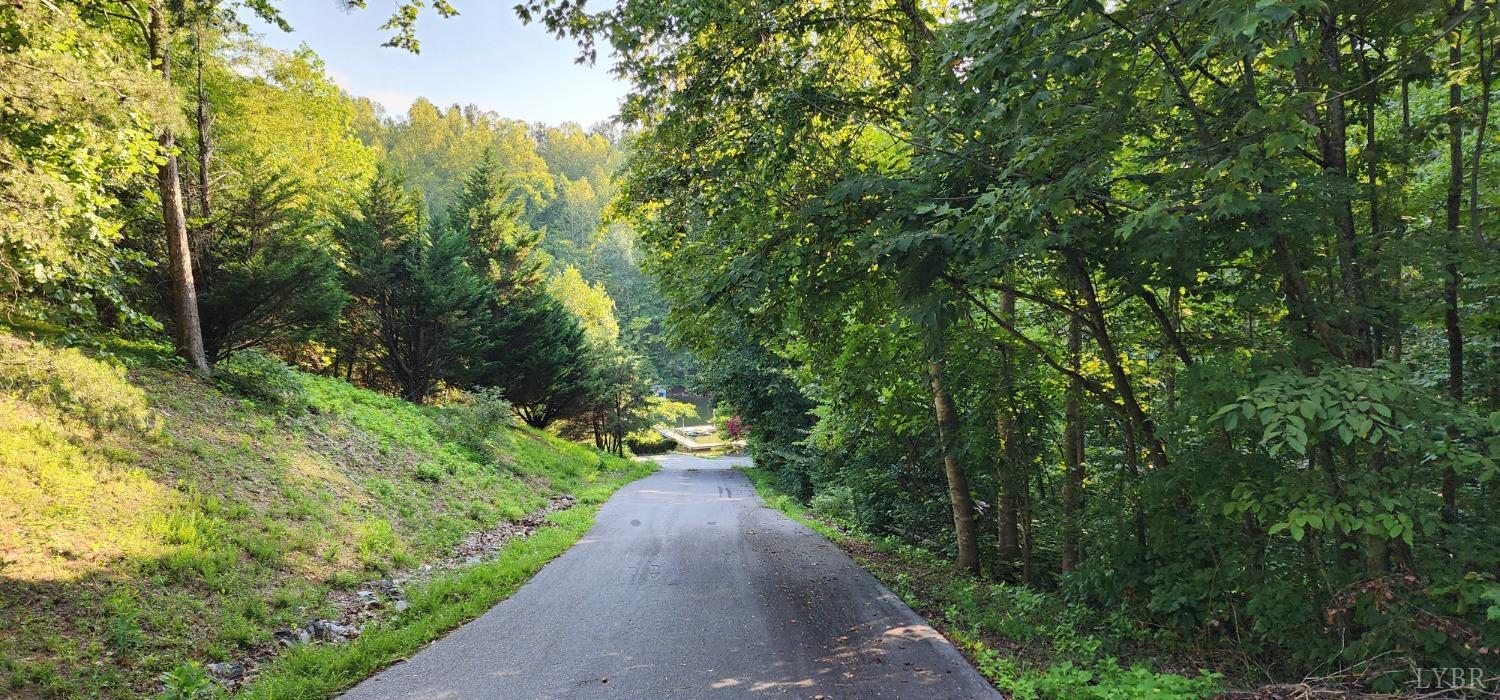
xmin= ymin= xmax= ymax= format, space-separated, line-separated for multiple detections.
xmin=529 ymin=0 xmax=1500 ymax=691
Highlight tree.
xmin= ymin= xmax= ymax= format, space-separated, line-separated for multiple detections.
xmin=210 ymin=45 xmax=378 ymax=224
xmin=447 ymin=150 xmax=546 ymax=299
xmin=0 ymin=3 xmax=167 ymax=327
xmin=472 ymin=290 xmax=591 ymax=428
xmin=377 ymin=101 xmax=554 ymax=215
xmin=337 ymin=167 xmax=482 ymax=403
xmin=567 ymin=347 xmax=653 ymax=455
xmin=548 ymin=265 xmax=620 ymax=348
xmin=145 ymin=2 xmax=209 ymax=373
xmin=196 ymin=169 xmax=346 ymax=362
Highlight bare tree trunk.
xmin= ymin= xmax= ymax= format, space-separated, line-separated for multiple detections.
xmin=1068 ymin=253 xmax=1170 ymax=471
xmin=149 ymin=5 xmax=209 ymax=374
xmin=996 ymin=288 xmax=1021 ymax=565
xmin=1443 ymin=0 xmax=1467 ymax=521
xmin=1061 ymin=300 xmax=1084 ymax=573
xmin=1319 ymin=12 xmax=1373 ymax=367
xmin=194 ymin=24 xmax=213 ymax=239
xmin=924 ymin=321 xmax=981 ymax=575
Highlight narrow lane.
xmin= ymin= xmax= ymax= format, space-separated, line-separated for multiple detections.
xmin=342 ymin=454 xmax=1000 ymax=699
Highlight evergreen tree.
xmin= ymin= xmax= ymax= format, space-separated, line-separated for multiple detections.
xmin=439 ymin=155 xmax=593 ymax=426
xmin=196 ymin=169 xmax=346 ymax=362
xmin=337 ymin=166 xmax=483 ymax=403
xmin=470 ymin=290 xmax=592 ymax=428
xmin=447 ymin=149 xmax=547 ymax=300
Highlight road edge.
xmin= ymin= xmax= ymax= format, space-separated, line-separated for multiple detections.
xmin=737 ymin=467 xmax=1224 ymax=699
xmin=234 ymin=461 xmax=657 ymax=699
xmin=736 ymin=466 xmax=1007 ymax=697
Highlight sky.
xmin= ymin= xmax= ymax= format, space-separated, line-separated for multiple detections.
xmin=245 ymin=1 xmax=627 ymax=126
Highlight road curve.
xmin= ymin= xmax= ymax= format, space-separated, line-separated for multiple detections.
xmin=341 ymin=454 xmax=1000 ymax=699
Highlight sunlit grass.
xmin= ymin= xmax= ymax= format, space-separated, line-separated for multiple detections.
xmin=0 ymin=326 xmax=652 ymax=697
xmin=237 ymin=504 xmax=628 ymax=699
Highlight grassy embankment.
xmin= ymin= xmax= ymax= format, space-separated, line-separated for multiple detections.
xmin=740 ymin=467 xmax=1224 ymax=700
xmin=0 ymin=323 xmax=652 ymax=698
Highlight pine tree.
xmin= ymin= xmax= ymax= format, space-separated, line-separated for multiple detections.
xmin=448 ymin=149 xmax=546 ymax=301
xmin=338 ymin=167 xmax=483 ymax=403
xmin=197 ymin=169 xmax=346 ymax=362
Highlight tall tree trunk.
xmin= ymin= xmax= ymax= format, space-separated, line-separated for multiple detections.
xmin=1472 ymin=22 xmax=1491 ymax=241
xmin=1061 ymin=300 xmax=1084 ymax=573
xmin=194 ymin=25 xmax=213 ymax=228
xmin=996 ymin=288 xmax=1021 ymax=565
xmin=1068 ymin=253 xmax=1170 ymax=471
xmin=1166 ymin=288 xmax=1182 ymax=412
xmin=1443 ymin=0 xmax=1466 ymax=521
xmin=1123 ymin=422 xmax=1147 ymax=562
xmin=924 ymin=320 xmax=981 ymax=575
xmin=149 ymin=6 xmax=209 ymax=374
xmin=1020 ymin=459 xmax=1035 ymax=585
xmin=1470 ymin=24 xmax=1492 ymax=416
xmin=1319 ymin=12 xmax=1373 ymax=367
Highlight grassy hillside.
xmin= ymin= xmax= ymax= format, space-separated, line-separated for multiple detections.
xmin=0 ymin=324 xmax=652 ymax=698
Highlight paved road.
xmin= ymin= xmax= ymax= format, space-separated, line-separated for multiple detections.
xmin=342 ymin=454 xmax=1000 ymax=699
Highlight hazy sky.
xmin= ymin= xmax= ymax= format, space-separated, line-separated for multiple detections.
xmin=246 ymin=2 xmax=626 ymax=126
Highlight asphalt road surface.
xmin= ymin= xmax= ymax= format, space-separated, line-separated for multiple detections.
xmin=342 ymin=454 xmax=1000 ymax=699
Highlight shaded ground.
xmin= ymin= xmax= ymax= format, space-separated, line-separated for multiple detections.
xmin=341 ymin=454 xmax=999 ymax=699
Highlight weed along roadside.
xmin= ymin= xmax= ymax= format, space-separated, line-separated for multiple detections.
xmin=0 ymin=326 xmax=654 ymax=698
xmin=201 ymin=492 xmax=581 ymax=693
xmin=230 ymin=498 xmax=644 ymax=699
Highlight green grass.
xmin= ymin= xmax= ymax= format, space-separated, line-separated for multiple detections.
xmin=0 ymin=324 xmax=653 ymax=698
xmin=235 ymin=502 xmax=630 ymax=698
xmin=739 ymin=467 xmax=1223 ymax=700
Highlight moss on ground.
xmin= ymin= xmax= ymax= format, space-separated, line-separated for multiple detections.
xmin=0 ymin=324 xmax=651 ymax=698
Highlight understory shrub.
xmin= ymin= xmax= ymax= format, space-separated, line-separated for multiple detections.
xmin=213 ymin=349 xmax=308 ymax=412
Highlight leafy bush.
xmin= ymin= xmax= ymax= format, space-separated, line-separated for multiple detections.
xmin=624 ymin=432 xmax=675 ymax=455
xmin=808 ymin=485 xmax=859 ymax=526
xmin=447 ymin=386 xmax=516 ymax=433
xmin=213 ymin=350 xmax=308 ymax=412
xmin=413 ymin=462 xmax=445 ymax=483
xmin=155 ymin=662 xmax=214 ymax=700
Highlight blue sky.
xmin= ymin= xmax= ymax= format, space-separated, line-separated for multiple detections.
xmin=246 ymin=2 xmax=626 ymax=126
